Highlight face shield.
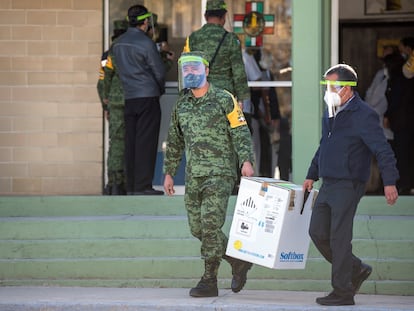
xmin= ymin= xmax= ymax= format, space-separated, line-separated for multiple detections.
xmin=320 ymin=80 xmax=356 ymax=117
xmin=146 ymin=13 xmax=158 ymax=41
xmin=178 ymin=55 xmax=209 ymax=91
xmin=128 ymin=11 xmax=154 ymax=35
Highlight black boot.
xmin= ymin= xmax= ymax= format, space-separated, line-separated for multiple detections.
xmin=111 ymin=183 xmax=126 ymax=195
xmin=223 ymin=254 xmax=253 ymax=293
xmin=103 ymin=184 xmax=111 ymax=195
xmin=189 ymin=260 xmax=219 ymax=297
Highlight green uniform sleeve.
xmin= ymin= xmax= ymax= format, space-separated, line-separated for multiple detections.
xmin=103 ymin=53 xmax=115 ymax=103
xmin=221 ymin=91 xmax=254 ymax=168
xmin=228 ymin=33 xmax=250 ymax=102
xmin=163 ymin=101 xmax=185 ymax=176
xmin=97 ymin=54 xmax=108 ymax=111
xmin=96 ymin=78 xmax=107 ymax=111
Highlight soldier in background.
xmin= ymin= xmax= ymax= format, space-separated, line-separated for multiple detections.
xmin=147 ymin=13 xmax=175 ymax=72
xmin=183 ymin=0 xmax=250 ymax=193
xmin=163 ymin=52 xmax=255 ymax=298
xmin=183 ymin=0 xmax=249 ymax=106
xmin=98 ymin=20 xmax=128 ymax=195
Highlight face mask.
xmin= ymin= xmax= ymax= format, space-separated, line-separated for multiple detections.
xmin=183 ymin=72 xmax=206 ymax=89
xmin=324 ymin=89 xmax=342 ymax=117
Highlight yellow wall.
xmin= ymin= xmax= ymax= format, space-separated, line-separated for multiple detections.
xmin=0 ymin=0 xmax=103 ymax=194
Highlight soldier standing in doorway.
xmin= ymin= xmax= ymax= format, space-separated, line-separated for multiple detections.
xmin=98 ymin=20 xmax=128 ymax=195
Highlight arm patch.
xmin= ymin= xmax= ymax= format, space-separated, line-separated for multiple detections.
xmin=105 ymin=56 xmax=113 ymax=70
xmin=224 ymin=90 xmax=247 ymax=128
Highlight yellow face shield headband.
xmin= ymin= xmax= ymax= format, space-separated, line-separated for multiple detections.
xmin=178 ymin=55 xmax=209 ymax=67
xmin=126 ymin=12 xmax=152 ymax=22
xmin=320 ymin=80 xmax=357 ymax=87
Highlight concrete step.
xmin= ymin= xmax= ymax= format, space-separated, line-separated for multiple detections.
xmin=1 ymin=287 xmax=414 ymax=311
xmin=0 ymin=214 xmax=413 ymax=240
xmin=0 ymin=195 xmax=413 ymax=295
xmin=0 ymin=257 xmax=413 ymax=281
xmin=0 ymin=238 xmax=412 ymax=259
xmin=0 ymin=196 xmax=413 ymax=217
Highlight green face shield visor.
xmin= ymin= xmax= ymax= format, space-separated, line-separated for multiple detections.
xmin=320 ymin=80 xmax=357 ymax=92
xmin=136 ymin=12 xmax=152 ymax=21
xmin=126 ymin=12 xmax=153 ymax=24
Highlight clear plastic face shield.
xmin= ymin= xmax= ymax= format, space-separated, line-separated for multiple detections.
xmin=146 ymin=13 xmax=158 ymax=41
xmin=320 ymin=80 xmax=356 ymax=117
xmin=178 ymin=55 xmax=209 ymax=91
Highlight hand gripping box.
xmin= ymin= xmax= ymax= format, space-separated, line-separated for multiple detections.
xmin=226 ymin=177 xmax=318 ymax=269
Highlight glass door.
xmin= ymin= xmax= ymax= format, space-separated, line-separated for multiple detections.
xmin=104 ymin=0 xmax=292 ymax=183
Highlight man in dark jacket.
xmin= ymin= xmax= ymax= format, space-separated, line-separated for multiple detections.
xmin=112 ymin=4 xmax=166 ymax=195
xmin=303 ymin=64 xmax=399 ymax=306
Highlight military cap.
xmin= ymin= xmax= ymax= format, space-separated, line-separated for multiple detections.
xmin=179 ymin=51 xmax=210 ymax=67
xmin=113 ymin=19 xmax=128 ymax=31
xmin=206 ymin=0 xmax=227 ymax=11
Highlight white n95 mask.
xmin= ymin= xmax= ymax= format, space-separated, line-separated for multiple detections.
xmin=324 ymin=90 xmax=342 ymax=117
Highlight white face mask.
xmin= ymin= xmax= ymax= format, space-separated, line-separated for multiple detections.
xmin=324 ymin=89 xmax=342 ymax=117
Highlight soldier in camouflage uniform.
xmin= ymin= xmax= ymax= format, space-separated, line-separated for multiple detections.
xmin=147 ymin=13 xmax=175 ymax=72
xmin=163 ymin=52 xmax=255 ymax=298
xmin=183 ymin=0 xmax=249 ymax=105
xmin=184 ymin=0 xmax=250 ymax=195
xmin=99 ymin=20 xmax=128 ymax=195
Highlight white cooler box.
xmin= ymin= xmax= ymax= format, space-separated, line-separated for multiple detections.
xmin=226 ymin=177 xmax=318 ymax=269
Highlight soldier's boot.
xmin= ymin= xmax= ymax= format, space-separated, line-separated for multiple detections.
xmin=223 ymin=254 xmax=253 ymax=293
xmin=111 ymin=171 xmax=126 ymax=195
xmin=103 ymin=184 xmax=111 ymax=195
xmin=111 ymin=183 xmax=126 ymax=195
xmin=189 ymin=259 xmax=220 ymax=297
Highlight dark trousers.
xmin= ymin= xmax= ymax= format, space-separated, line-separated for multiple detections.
xmin=309 ymin=178 xmax=365 ymax=296
xmin=124 ymin=97 xmax=161 ymax=192
xmin=393 ymin=129 xmax=414 ymax=192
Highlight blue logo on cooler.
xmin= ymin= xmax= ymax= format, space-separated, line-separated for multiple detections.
xmin=279 ymin=251 xmax=304 ymax=262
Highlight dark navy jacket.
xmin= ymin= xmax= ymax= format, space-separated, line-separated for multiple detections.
xmin=306 ymin=92 xmax=399 ymax=186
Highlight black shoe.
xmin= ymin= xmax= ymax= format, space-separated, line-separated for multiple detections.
xmin=133 ymin=188 xmax=164 ymax=195
xmin=316 ymin=292 xmax=355 ymax=306
xmin=189 ymin=277 xmax=218 ymax=297
xmin=103 ymin=184 xmax=111 ymax=195
xmin=224 ymin=256 xmax=252 ymax=293
xmin=352 ymin=262 xmax=372 ymax=294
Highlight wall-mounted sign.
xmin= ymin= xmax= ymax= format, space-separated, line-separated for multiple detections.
xmin=234 ymin=1 xmax=275 ymax=47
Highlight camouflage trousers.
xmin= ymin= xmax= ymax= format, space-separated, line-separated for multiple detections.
xmin=185 ymin=175 xmax=235 ymax=261
xmin=107 ymin=104 xmax=125 ymax=185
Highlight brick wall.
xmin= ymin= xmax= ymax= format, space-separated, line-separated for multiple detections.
xmin=0 ymin=0 xmax=103 ymax=195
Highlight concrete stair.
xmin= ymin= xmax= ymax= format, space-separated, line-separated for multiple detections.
xmin=0 ymin=195 xmax=413 ymax=295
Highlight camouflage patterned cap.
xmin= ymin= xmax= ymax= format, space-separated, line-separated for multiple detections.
xmin=206 ymin=0 xmax=227 ymax=11
xmin=113 ymin=19 xmax=128 ymax=31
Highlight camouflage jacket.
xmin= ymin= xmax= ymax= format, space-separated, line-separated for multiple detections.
xmin=97 ymin=51 xmax=109 ymax=111
xmin=103 ymin=50 xmax=124 ymax=108
xmin=184 ymin=23 xmax=249 ymax=102
xmin=163 ymin=83 xmax=254 ymax=178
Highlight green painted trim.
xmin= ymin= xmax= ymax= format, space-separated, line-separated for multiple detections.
xmin=291 ymin=0 xmax=329 ymax=184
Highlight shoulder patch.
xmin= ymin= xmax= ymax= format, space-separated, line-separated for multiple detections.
xmin=224 ymin=90 xmax=247 ymax=128
xmin=105 ymin=56 xmax=113 ymax=70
